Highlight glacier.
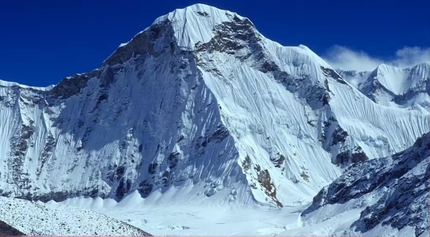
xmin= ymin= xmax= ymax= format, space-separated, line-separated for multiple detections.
xmin=0 ymin=3 xmax=429 ymax=236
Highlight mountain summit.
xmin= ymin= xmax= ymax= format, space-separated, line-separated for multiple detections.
xmin=0 ymin=3 xmax=428 ymax=213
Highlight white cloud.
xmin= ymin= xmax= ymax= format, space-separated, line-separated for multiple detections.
xmin=392 ymin=46 xmax=430 ymax=68
xmin=323 ymin=45 xmax=430 ymax=71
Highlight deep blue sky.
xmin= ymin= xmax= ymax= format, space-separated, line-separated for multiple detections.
xmin=1 ymin=0 xmax=429 ymax=86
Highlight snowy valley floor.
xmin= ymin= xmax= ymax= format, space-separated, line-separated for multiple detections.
xmin=55 ymin=197 xmax=304 ymax=236
xmin=46 ymin=190 xmax=426 ymax=237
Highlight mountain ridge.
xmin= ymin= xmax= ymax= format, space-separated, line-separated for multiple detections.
xmin=298 ymin=132 xmax=430 ymax=236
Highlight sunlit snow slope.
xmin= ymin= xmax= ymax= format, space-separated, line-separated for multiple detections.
xmin=0 ymin=4 xmax=429 ymax=208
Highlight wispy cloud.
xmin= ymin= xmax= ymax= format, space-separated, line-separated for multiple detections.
xmin=392 ymin=47 xmax=430 ymax=68
xmin=323 ymin=45 xmax=430 ymax=71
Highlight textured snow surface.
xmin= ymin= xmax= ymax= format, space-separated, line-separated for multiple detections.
xmin=0 ymin=196 xmax=150 ymax=236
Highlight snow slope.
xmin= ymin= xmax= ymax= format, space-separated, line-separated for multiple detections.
xmin=0 ymin=3 xmax=428 ymax=211
xmin=0 ymin=196 xmax=150 ymax=235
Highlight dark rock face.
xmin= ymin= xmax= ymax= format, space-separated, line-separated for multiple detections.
xmin=303 ymin=132 xmax=430 ymax=236
xmin=321 ymin=66 xmax=347 ymax=84
xmin=355 ymin=166 xmax=429 ymax=236
xmin=195 ymin=17 xmax=257 ymax=56
xmin=270 ymin=154 xmax=286 ymax=168
xmin=334 ymin=147 xmax=369 ymax=165
xmin=138 ymin=180 xmax=153 ymax=198
xmin=242 ymin=155 xmax=252 ymax=172
xmin=50 ymin=72 xmax=97 ymax=99
xmin=103 ymin=20 xmax=172 ymax=66
xmin=14 ymin=188 xmax=108 ymax=203
xmin=255 ymin=165 xmax=283 ymax=207
xmin=318 ymin=110 xmax=368 ymax=166
xmin=0 ymin=220 xmax=25 ymax=236
xmin=207 ymin=126 xmax=229 ymax=144
xmin=8 ymin=122 xmax=36 ymax=192
xmin=116 ymin=179 xmax=132 ymax=200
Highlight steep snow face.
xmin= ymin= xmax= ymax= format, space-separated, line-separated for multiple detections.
xmin=0 ymin=21 xmax=250 ymax=205
xmin=0 ymin=4 xmax=429 ymax=208
xmin=299 ymin=132 xmax=430 ymax=237
xmin=0 ymin=197 xmax=150 ymax=235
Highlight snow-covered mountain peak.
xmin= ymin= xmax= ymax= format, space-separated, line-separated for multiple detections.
xmin=113 ymin=4 xmax=331 ymax=69
xmin=369 ymin=63 xmax=407 ymax=95
xmin=348 ymin=62 xmax=430 ymax=109
xmin=117 ymin=4 xmax=251 ymax=52
xmin=0 ymin=4 xmax=429 ymax=212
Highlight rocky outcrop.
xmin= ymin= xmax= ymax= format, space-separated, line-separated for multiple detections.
xmin=303 ymin=132 xmax=430 ymax=236
xmin=0 ymin=220 xmax=25 ymax=236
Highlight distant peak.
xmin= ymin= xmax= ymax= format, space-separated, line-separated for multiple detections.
xmin=371 ymin=63 xmax=404 ymax=76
